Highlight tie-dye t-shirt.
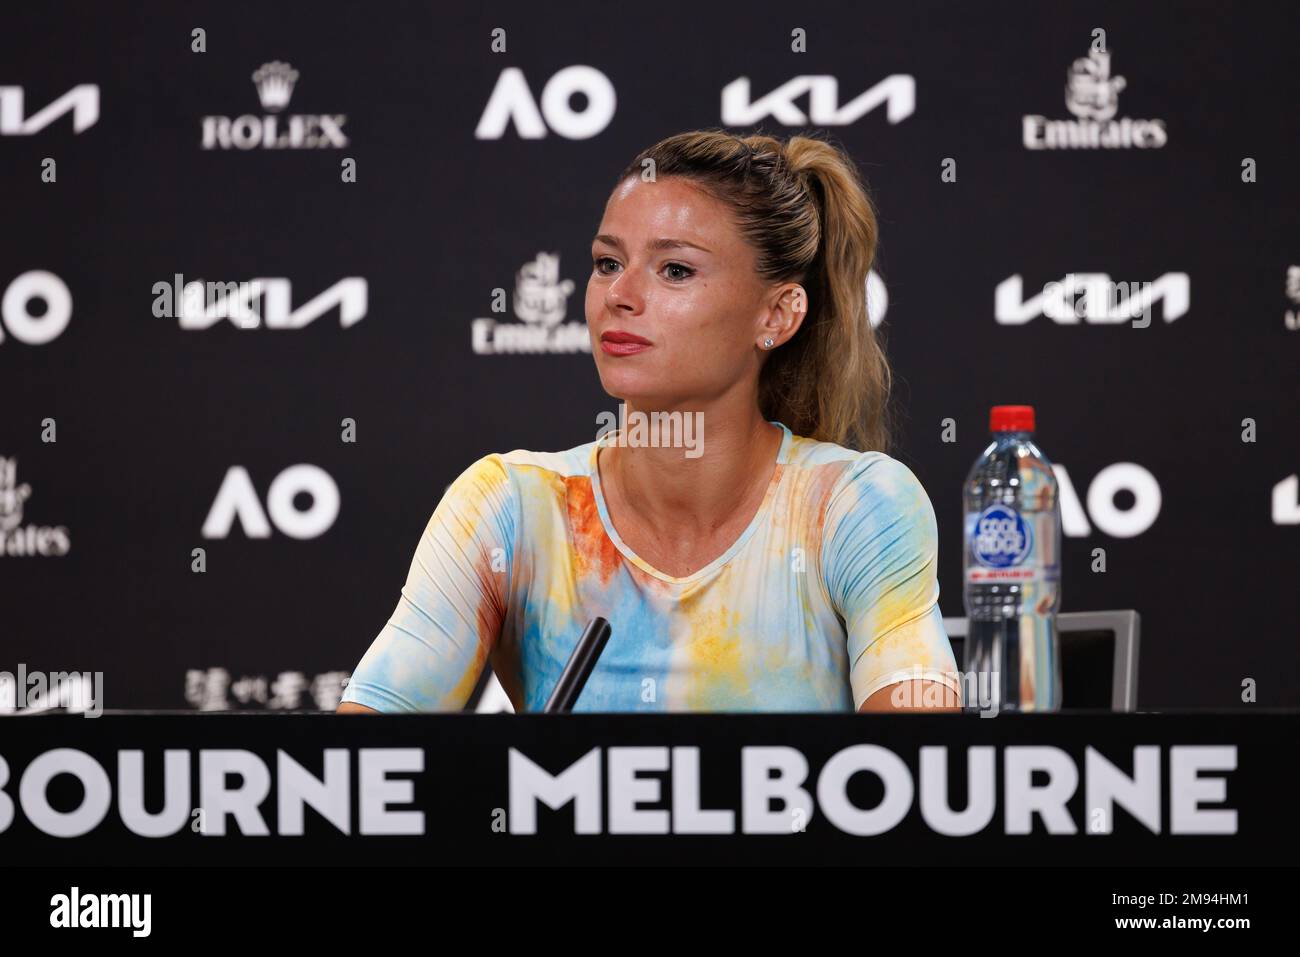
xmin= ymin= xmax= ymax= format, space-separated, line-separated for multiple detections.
xmin=341 ymin=421 xmax=960 ymax=713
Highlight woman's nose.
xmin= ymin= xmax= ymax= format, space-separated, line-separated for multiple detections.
xmin=605 ymin=269 xmax=644 ymax=314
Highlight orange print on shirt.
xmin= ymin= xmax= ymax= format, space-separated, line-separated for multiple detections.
xmin=565 ymin=477 xmax=621 ymax=585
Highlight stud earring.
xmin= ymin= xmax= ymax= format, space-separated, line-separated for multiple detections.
xmin=762 ymin=337 xmax=774 ymax=349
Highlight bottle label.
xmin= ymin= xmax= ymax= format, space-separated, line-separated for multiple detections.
xmin=971 ymin=504 xmax=1032 ymax=567
xmin=965 ymin=504 xmax=1057 ymax=583
xmin=967 ymin=566 xmax=1041 ymax=583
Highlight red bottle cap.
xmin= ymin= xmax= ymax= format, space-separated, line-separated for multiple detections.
xmin=990 ymin=405 xmax=1035 ymax=432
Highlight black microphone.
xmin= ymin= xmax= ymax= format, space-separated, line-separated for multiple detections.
xmin=543 ymin=617 xmax=612 ymax=713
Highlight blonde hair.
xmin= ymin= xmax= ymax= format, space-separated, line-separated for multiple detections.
xmin=619 ymin=129 xmax=891 ymax=452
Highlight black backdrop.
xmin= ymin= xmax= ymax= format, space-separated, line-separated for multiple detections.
xmin=1 ymin=1 xmax=1296 ymax=711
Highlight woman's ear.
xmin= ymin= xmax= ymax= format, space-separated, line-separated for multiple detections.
xmin=756 ymin=283 xmax=808 ymax=351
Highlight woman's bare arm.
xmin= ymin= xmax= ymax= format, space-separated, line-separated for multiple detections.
xmin=859 ymin=679 xmax=962 ymax=713
xmin=336 ymin=702 xmax=380 ymax=715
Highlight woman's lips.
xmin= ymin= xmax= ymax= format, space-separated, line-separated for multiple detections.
xmin=601 ymin=340 xmax=650 ymax=356
xmin=600 ymin=331 xmax=651 ymax=356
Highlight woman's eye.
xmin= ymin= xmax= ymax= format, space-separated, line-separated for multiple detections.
xmin=663 ymin=262 xmax=695 ymax=281
xmin=593 ymin=256 xmax=620 ymax=275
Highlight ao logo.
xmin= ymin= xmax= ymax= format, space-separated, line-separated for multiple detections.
xmin=202 ymin=465 xmax=339 ymax=540
xmin=476 ymin=66 xmax=616 ymax=140
xmin=1 ymin=271 xmax=72 ymax=345
xmin=721 ymin=75 xmax=915 ymax=126
xmin=0 ymin=85 xmax=99 ymax=134
xmin=1054 ymin=463 xmax=1161 ymax=538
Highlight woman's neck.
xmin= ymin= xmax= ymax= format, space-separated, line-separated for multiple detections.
xmin=601 ymin=394 xmax=783 ymax=537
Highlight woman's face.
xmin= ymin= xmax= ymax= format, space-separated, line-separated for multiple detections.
xmin=586 ymin=175 xmax=774 ymax=410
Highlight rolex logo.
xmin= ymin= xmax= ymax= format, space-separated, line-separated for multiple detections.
xmin=252 ymin=61 xmax=299 ymax=113
xmin=202 ymin=60 xmax=347 ymax=150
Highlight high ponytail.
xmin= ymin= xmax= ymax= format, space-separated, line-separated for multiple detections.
xmin=618 ymin=130 xmax=891 ymax=452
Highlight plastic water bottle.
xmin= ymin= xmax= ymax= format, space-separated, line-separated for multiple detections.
xmin=962 ymin=405 xmax=1062 ymax=714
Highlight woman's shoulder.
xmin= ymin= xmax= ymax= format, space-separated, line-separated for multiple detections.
xmin=783 ymin=430 xmax=936 ymax=531
xmin=785 ymin=435 xmax=941 ymax=581
xmin=786 ymin=430 xmax=918 ymax=487
xmin=451 ymin=437 xmax=599 ymax=491
xmin=500 ymin=441 xmax=597 ymax=479
xmin=436 ymin=438 xmax=599 ymax=535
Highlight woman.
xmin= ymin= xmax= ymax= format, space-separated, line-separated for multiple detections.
xmin=338 ymin=130 xmax=961 ymax=714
